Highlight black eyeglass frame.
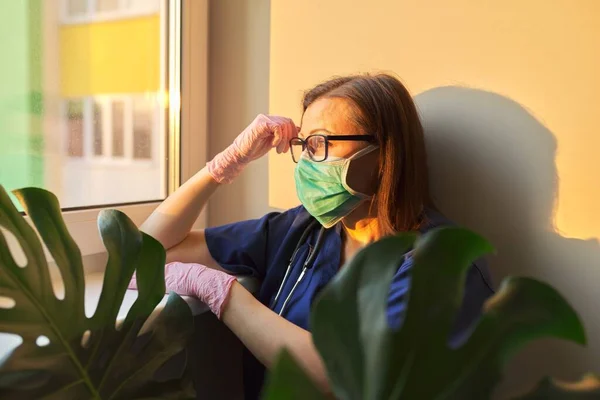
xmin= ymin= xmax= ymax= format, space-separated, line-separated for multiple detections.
xmin=289 ymin=134 xmax=377 ymax=163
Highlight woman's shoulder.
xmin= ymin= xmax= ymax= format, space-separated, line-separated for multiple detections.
xmin=417 ymin=208 xmax=495 ymax=292
xmin=253 ymin=205 xmax=314 ymax=237
xmin=419 ymin=208 xmax=456 ymax=233
xmin=270 ymin=205 xmax=312 ymax=226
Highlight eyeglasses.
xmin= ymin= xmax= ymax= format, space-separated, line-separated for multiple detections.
xmin=289 ymin=134 xmax=377 ymax=163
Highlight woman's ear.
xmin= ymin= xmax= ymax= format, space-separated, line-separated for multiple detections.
xmin=345 ymin=149 xmax=379 ymax=196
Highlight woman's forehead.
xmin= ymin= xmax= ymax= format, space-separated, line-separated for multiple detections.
xmin=300 ymin=97 xmax=361 ymax=136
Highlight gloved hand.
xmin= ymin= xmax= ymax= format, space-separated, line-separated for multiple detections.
xmin=207 ymin=114 xmax=298 ymax=184
xmin=128 ymin=262 xmax=236 ymax=319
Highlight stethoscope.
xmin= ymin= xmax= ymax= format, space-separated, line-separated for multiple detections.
xmin=269 ymin=220 xmax=328 ymax=316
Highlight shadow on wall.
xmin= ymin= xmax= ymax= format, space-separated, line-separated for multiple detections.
xmin=415 ymin=87 xmax=600 ymax=398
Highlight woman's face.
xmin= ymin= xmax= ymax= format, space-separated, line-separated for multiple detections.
xmin=299 ymin=97 xmax=371 ymax=160
xmin=299 ymin=97 xmax=379 ymax=195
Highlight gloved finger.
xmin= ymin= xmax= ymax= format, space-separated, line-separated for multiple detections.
xmin=265 ymin=119 xmax=281 ymax=153
xmin=281 ymin=122 xmax=292 ymax=153
xmin=289 ymin=122 xmax=300 ymax=148
xmin=277 ymin=125 xmax=288 ymax=153
xmin=287 ymin=120 xmax=299 ymax=152
xmin=272 ymin=126 xmax=284 ymax=153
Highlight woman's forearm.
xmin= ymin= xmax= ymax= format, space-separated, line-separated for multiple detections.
xmin=141 ymin=115 xmax=297 ymax=251
xmin=140 ymin=167 xmax=219 ymax=250
xmin=221 ymin=282 xmax=331 ymax=394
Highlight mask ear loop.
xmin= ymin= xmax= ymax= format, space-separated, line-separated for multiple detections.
xmin=340 ymin=145 xmax=379 ymax=198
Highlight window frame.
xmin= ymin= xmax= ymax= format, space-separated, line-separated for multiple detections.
xmin=35 ymin=0 xmax=208 ymax=259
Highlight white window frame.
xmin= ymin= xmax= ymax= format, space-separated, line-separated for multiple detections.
xmin=38 ymin=0 xmax=208 ymax=259
xmin=61 ymin=0 xmax=162 ymax=25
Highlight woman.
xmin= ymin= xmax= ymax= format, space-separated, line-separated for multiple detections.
xmin=131 ymin=74 xmax=494 ymax=398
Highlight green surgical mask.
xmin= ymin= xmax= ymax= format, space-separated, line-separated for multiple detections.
xmin=294 ymin=145 xmax=378 ymax=228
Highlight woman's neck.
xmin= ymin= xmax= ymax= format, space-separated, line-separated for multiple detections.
xmin=341 ymin=201 xmax=381 ymax=246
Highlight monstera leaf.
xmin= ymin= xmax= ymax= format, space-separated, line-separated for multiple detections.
xmin=264 ymin=227 xmax=594 ymax=399
xmin=0 ymin=186 xmax=195 ymax=399
xmin=263 ymin=349 xmax=327 ymax=400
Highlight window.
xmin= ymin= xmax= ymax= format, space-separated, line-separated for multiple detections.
xmin=67 ymin=0 xmax=88 ymax=16
xmin=133 ymin=97 xmax=155 ymax=160
xmin=112 ymin=101 xmax=125 ymax=157
xmin=66 ymin=100 xmax=85 ymax=157
xmin=1 ymin=0 xmax=176 ymax=209
xmin=93 ymin=101 xmax=104 ymax=156
xmin=97 ymin=0 xmax=120 ymax=13
xmin=1 ymin=0 xmax=207 ymax=258
xmin=0 ymin=0 xmax=170 ymax=210
xmin=62 ymin=95 xmax=158 ymax=163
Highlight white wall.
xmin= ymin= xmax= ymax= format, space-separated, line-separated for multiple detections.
xmin=206 ymin=0 xmax=274 ymax=226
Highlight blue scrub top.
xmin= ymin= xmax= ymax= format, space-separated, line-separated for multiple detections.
xmin=204 ymin=206 xmax=494 ymax=399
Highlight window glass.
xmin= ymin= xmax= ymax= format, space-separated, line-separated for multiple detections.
xmin=0 ymin=1 xmax=168 ymax=209
xmin=112 ymin=100 xmax=125 ymax=157
xmin=96 ymin=0 xmax=120 ymax=13
xmin=67 ymin=0 xmax=88 ymax=16
xmin=126 ymin=0 xmax=161 ymax=14
xmin=93 ymin=101 xmax=103 ymax=156
xmin=67 ymin=100 xmax=84 ymax=157
xmin=133 ymin=97 xmax=154 ymax=160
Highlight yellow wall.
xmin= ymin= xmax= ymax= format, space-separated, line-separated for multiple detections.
xmin=268 ymin=0 xmax=599 ymax=242
xmin=60 ymin=15 xmax=160 ymax=96
xmin=269 ymin=0 xmax=600 ymax=395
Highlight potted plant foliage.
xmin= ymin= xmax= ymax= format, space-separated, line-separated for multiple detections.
xmin=0 ymin=186 xmax=195 ymax=399
xmin=264 ymin=226 xmax=600 ymax=399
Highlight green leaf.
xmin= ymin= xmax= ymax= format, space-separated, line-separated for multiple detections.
xmin=0 ymin=186 xmax=195 ymax=399
xmin=310 ymin=232 xmax=417 ymax=400
xmin=263 ymin=348 xmax=327 ymax=400
xmin=514 ymin=374 xmax=600 ymax=399
xmin=310 ymin=226 xmax=587 ymax=400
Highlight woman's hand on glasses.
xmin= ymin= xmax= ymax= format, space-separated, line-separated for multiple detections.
xmin=234 ymin=114 xmax=298 ymax=160
xmin=207 ymin=114 xmax=298 ymax=184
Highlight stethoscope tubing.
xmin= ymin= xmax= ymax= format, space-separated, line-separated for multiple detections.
xmin=271 ymin=220 xmax=327 ymax=316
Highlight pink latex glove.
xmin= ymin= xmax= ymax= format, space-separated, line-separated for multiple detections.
xmin=207 ymin=114 xmax=298 ymax=184
xmin=128 ymin=262 xmax=236 ymax=319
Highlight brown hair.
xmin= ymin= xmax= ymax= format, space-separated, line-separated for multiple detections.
xmin=302 ymin=73 xmax=434 ymax=235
